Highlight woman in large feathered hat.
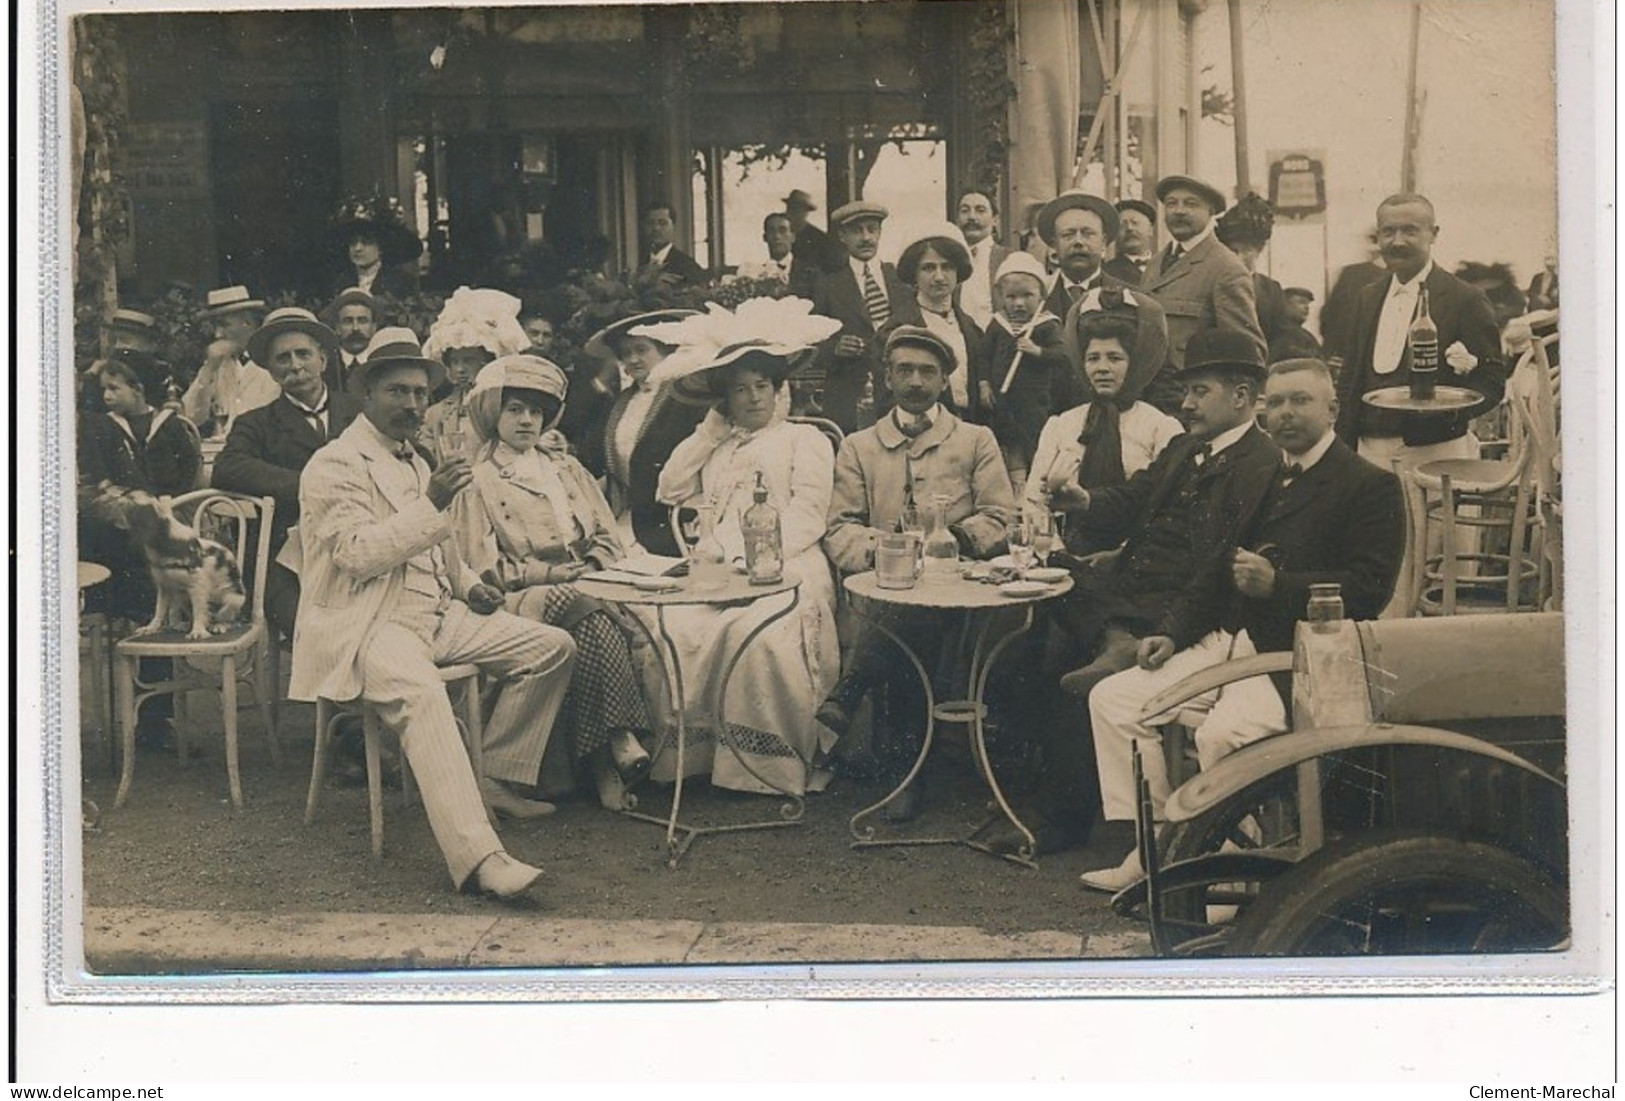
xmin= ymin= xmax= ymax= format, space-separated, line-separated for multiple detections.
xmin=329 ymin=192 xmax=423 ymax=300
xmin=453 ymin=353 xmax=656 ymax=810
xmin=622 ymin=296 xmax=844 ymax=796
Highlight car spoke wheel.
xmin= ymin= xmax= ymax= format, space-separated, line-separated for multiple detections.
xmin=1224 ymin=831 xmax=1567 ymax=957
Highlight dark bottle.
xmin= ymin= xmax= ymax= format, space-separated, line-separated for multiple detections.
xmin=1408 ymin=284 xmax=1439 ymax=401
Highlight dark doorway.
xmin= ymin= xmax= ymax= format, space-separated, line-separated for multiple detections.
xmin=209 ymin=99 xmax=341 ymax=299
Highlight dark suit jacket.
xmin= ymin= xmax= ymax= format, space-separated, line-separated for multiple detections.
xmin=1334 ymin=265 xmax=1507 ymax=447
xmin=1085 ymin=424 xmax=1282 ymax=645
xmin=321 ymin=352 xmax=368 ymax=401
xmin=1253 ymin=271 xmax=1290 ymax=346
xmin=1173 ymin=437 xmax=1405 ymax=656
xmin=792 ymin=223 xmax=845 ymax=280
xmin=1319 ymin=259 xmax=1387 ymax=361
xmin=211 ymin=390 xmax=361 ymax=551
xmin=1140 ymin=235 xmax=1267 ymax=368
xmin=878 ymin=299 xmax=988 ymax=422
xmin=600 ymin=385 xmax=711 ymax=556
xmin=636 ymin=246 xmax=708 ymax=291
xmin=1042 ymin=269 xmax=1126 ymax=323
xmin=1103 ymin=254 xmax=1147 ymax=287
xmin=810 ymin=259 xmax=910 ymax=431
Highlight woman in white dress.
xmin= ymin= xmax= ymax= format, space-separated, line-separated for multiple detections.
xmin=635 ymin=300 xmax=842 ymax=796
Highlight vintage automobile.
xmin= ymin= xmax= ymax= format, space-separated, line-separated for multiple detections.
xmin=1110 ymin=609 xmax=1567 ymax=957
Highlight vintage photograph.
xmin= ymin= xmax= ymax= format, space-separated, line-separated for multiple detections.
xmin=56 ymin=0 xmax=1579 ymax=983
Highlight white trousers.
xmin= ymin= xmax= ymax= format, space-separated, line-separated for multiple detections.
xmin=1088 ymin=629 xmax=1288 ymax=822
xmin=1358 ymin=432 xmax=1480 ymax=617
xmin=359 ymin=598 xmax=576 ymax=888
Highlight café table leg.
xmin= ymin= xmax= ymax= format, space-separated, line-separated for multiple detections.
xmin=617 ymin=594 xmax=808 ymax=867
xmin=849 ymin=603 xmax=1040 ymax=868
xmin=847 ymin=612 xmax=944 ymax=847
xmin=962 ymin=605 xmax=1039 ymax=866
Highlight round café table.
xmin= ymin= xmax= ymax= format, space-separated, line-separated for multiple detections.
xmin=574 ymin=570 xmax=802 ymax=868
xmin=842 ymin=568 xmax=1074 ymax=869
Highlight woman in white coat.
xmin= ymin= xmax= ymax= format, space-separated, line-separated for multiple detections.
xmin=636 ymin=300 xmax=843 ymax=796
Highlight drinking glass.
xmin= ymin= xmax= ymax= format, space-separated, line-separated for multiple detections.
xmin=899 ymin=501 xmax=925 ymax=578
xmin=876 ymin=533 xmax=921 ymax=590
xmin=1007 ymin=517 xmax=1036 ymax=574
xmin=1030 ymin=509 xmax=1057 ymax=565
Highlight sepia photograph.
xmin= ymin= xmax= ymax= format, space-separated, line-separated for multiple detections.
xmin=36 ymin=0 xmax=1604 ymax=1012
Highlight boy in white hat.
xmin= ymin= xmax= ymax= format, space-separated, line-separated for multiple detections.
xmin=981 ymin=252 xmax=1069 ymax=493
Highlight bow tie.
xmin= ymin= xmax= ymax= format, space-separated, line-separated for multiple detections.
xmin=894 ymin=412 xmax=931 ymax=438
xmin=396 ymin=445 xmax=417 ymax=463
xmin=1280 ymin=462 xmax=1304 ymax=484
xmin=1190 ymin=441 xmax=1213 ymax=467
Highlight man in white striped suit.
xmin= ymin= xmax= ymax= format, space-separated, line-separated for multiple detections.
xmin=289 ymin=328 xmax=576 ymax=900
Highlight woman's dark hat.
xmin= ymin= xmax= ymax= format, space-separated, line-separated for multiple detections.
xmin=331 ymin=194 xmax=424 ymax=265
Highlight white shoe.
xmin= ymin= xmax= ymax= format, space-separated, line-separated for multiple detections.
xmin=1079 ymin=848 xmax=1145 ymax=893
xmin=472 ymin=851 xmax=544 ymax=900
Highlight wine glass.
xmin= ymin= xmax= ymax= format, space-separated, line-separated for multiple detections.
xmin=1007 ymin=517 xmax=1036 ymax=575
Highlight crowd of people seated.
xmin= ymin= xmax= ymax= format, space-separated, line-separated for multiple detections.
xmin=78 ymin=180 xmax=1531 ymax=902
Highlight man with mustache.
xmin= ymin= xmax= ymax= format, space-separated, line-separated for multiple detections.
xmin=820 ymin=327 xmax=1014 ymax=822
xmin=954 ymin=190 xmax=1012 ymax=329
xmin=1140 ymin=175 xmax=1266 ymax=373
xmin=809 ymin=201 xmax=910 ymax=432
xmin=1333 ymin=193 xmax=1506 ymax=472
xmin=290 ymin=328 xmax=577 ymax=900
xmin=319 ymin=287 xmax=378 ymax=396
xmin=1080 ymin=357 xmax=1403 ymax=890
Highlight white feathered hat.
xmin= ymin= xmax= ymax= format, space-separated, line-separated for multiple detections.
xmin=640 ymin=296 xmax=841 ymax=397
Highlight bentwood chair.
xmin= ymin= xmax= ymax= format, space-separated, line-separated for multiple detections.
xmin=112 ymin=491 xmax=280 ymax=810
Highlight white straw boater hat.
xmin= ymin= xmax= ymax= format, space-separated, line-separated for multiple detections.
xmin=640 ymin=296 xmax=841 ymax=398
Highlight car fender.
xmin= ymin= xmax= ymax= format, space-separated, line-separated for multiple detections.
xmin=1164 ymin=722 xmax=1564 ymax=823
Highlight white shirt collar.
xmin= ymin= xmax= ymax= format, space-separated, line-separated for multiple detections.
xmin=1386 ymin=259 xmax=1434 ymax=294
xmin=649 ymin=242 xmax=673 ymax=265
xmin=849 ymin=254 xmax=881 ymax=282
xmin=1206 ymin=419 xmax=1253 ymax=457
xmin=1173 ymin=221 xmax=1216 ymax=253
xmin=1284 ymin=429 xmax=1336 ymax=472
xmin=285 ymin=385 xmax=329 ymax=415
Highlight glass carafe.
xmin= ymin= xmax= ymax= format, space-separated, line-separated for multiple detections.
xmin=921 ymin=494 xmax=960 ymax=582
xmin=689 ymin=503 xmax=731 ymax=591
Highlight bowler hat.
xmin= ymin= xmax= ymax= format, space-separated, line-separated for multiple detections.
xmin=1175 ymin=327 xmax=1265 ymax=386
xmin=248 ymin=307 xmax=341 ymax=369
xmin=1035 ymin=190 xmax=1120 ymax=246
xmin=357 ymin=327 xmax=447 ymax=392
xmin=1154 ymin=175 xmax=1227 ymax=213
xmin=884 ymin=325 xmax=958 ymax=375
xmin=829 ymin=200 xmax=889 ymax=229
xmin=783 ymin=189 xmax=818 ymax=212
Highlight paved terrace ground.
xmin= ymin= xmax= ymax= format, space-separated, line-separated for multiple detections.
xmin=76 ymin=696 xmax=1151 ymax=975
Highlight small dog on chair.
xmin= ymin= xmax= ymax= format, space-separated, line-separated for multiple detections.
xmin=124 ymin=492 xmax=247 ymax=640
